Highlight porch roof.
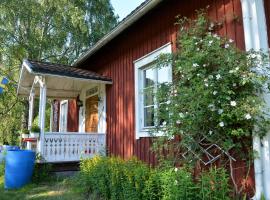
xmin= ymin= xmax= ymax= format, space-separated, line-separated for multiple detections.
xmin=17 ymin=59 xmax=112 ymax=99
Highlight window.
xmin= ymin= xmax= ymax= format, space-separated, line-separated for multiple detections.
xmin=134 ymin=43 xmax=172 ymax=139
xmin=59 ymin=100 xmax=68 ymax=132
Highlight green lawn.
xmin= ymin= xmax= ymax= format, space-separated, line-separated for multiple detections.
xmin=0 ymin=175 xmax=85 ymax=200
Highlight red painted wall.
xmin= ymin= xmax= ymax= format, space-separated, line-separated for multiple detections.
xmin=264 ymin=0 xmax=270 ymax=47
xmin=79 ymin=0 xmax=245 ymax=160
xmin=76 ymin=0 xmax=256 ymax=196
xmin=67 ymin=100 xmax=79 ymax=132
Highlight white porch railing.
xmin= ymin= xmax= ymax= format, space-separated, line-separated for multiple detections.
xmin=41 ymin=132 xmax=105 ymax=162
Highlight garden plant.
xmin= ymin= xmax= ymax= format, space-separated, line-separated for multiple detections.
xmin=152 ymin=10 xmax=270 ymax=198
xmin=79 ymin=156 xmax=231 ymax=200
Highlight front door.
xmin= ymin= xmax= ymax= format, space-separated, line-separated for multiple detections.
xmin=85 ymin=95 xmax=99 ymax=132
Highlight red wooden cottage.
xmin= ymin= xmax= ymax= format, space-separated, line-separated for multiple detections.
xmin=17 ymin=0 xmax=270 ymax=198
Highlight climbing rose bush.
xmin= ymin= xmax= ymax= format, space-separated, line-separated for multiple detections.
xmin=152 ymin=12 xmax=270 ymax=161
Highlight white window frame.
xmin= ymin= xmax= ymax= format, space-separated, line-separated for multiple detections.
xmin=59 ymin=100 xmax=68 ymax=132
xmin=134 ymin=43 xmax=172 ymax=139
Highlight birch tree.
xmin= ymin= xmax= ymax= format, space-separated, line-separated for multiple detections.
xmin=0 ymin=0 xmax=118 ymax=144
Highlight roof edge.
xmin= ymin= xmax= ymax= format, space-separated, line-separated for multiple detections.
xmin=73 ymin=0 xmax=163 ymax=67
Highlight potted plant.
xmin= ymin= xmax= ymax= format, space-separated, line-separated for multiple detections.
xmin=30 ymin=125 xmax=40 ymax=138
xmin=21 ymin=129 xmax=30 ymax=139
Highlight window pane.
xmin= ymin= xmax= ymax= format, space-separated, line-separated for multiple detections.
xmin=158 ymin=66 xmax=170 ymax=83
xmin=143 ymin=87 xmax=154 ymax=106
xmin=144 ymin=106 xmax=154 ymax=127
xmin=144 ymin=68 xmax=155 ymax=88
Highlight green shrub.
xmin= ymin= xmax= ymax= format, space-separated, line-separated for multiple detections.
xmin=32 ymin=163 xmax=52 ymax=183
xmin=80 ymin=156 xmax=231 ymax=200
xmin=80 ymin=156 xmax=150 ymax=200
xmin=143 ymin=169 xmax=162 ymax=200
xmin=160 ymin=167 xmax=198 ymax=200
xmin=0 ymin=162 xmax=4 ymax=177
xmin=21 ymin=129 xmax=30 ymax=134
xmin=80 ymin=156 xmax=111 ymax=199
xmin=30 ymin=125 xmax=40 ymax=133
xmin=121 ymin=158 xmax=150 ymax=200
xmin=198 ymin=167 xmax=231 ymax=200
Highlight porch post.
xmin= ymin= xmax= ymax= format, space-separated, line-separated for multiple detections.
xmin=26 ymin=91 xmax=35 ymax=150
xmin=38 ymin=77 xmax=46 ymax=156
xmin=28 ymin=91 xmax=35 ymax=130
xmin=49 ymin=102 xmax=53 ymax=132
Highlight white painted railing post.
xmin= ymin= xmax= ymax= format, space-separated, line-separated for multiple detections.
xmin=26 ymin=91 xmax=35 ymax=150
xmin=49 ymin=102 xmax=53 ymax=132
xmin=38 ymin=77 xmax=46 ymax=156
xmin=28 ymin=91 xmax=35 ymax=130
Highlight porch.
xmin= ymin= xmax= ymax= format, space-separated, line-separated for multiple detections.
xmin=17 ymin=59 xmax=112 ymax=163
xmin=41 ymin=132 xmax=105 ymax=162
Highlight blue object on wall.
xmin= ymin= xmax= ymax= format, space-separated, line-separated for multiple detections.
xmin=0 ymin=76 xmax=8 ymax=94
xmin=5 ymin=150 xmax=35 ymax=189
xmin=1 ymin=77 xmax=8 ymax=85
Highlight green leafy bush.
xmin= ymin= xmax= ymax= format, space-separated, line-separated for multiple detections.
xmin=153 ymin=11 xmax=270 ymax=163
xmin=80 ymin=156 xmax=231 ymax=200
xmin=122 ymin=158 xmax=151 ymax=200
xmin=0 ymin=162 xmax=4 ymax=177
xmin=30 ymin=125 xmax=40 ymax=133
xmin=80 ymin=156 xmax=150 ymax=200
xmin=159 ymin=167 xmax=197 ymax=200
xmin=32 ymin=163 xmax=52 ymax=183
xmin=198 ymin=167 xmax=231 ymax=200
xmin=21 ymin=129 xmax=30 ymax=134
xmin=143 ymin=169 xmax=162 ymax=200
xmin=80 ymin=156 xmax=111 ymax=199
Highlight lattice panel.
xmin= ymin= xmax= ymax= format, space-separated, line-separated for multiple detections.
xmin=181 ymin=136 xmax=236 ymax=166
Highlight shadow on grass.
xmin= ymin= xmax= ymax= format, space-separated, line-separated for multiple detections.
xmin=0 ymin=175 xmax=85 ymax=200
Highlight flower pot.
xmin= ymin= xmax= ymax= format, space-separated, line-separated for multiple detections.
xmin=29 ymin=132 xmax=39 ymax=138
xmin=21 ymin=134 xmax=29 ymax=139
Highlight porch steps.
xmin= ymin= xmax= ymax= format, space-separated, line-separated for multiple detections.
xmin=36 ymin=162 xmax=80 ymax=174
xmin=49 ymin=162 xmax=80 ymax=172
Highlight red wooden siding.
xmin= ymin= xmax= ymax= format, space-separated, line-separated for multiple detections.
xmin=264 ymin=0 xmax=270 ymax=47
xmin=79 ymin=0 xmax=245 ymax=161
xmin=76 ymin=0 xmax=255 ymax=196
xmin=67 ymin=100 xmax=79 ymax=132
xmin=52 ymin=100 xmax=60 ymax=132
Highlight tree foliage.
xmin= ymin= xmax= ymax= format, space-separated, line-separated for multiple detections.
xmin=0 ymin=0 xmax=118 ymax=144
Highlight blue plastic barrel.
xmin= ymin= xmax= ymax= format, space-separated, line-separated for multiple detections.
xmin=5 ymin=150 xmax=35 ymax=189
xmin=3 ymin=145 xmax=20 ymax=151
xmin=0 ymin=145 xmax=20 ymax=163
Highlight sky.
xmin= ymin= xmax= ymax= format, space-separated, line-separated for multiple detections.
xmin=111 ymin=0 xmax=146 ymax=20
